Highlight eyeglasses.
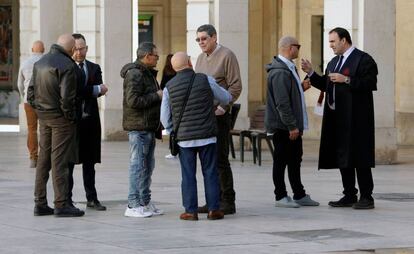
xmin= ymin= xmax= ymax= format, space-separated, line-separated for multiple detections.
xmin=195 ymin=36 xmax=210 ymax=43
xmin=74 ymin=46 xmax=87 ymax=52
xmin=291 ymin=44 xmax=301 ymax=50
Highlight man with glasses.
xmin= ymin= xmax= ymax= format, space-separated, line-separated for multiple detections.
xmin=265 ymin=36 xmax=319 ymax=208
xmin=121 ymin=42 xmax=164 ymax=218
xmin=195 ymin=24 xmax=242 ymax=215
xmin=66 ymin=33 xmax=108 ymax=211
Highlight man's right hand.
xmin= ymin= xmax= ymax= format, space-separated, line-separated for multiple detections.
xmin=157 ymin=89 xmax=163 ymax=99
xmin=301 ymin=58 xmax=313 ymax=74
xmin=100 ymin=84 xmax=108 ymax=95
xmin=289 ymin=128 xmax=300 ymax=140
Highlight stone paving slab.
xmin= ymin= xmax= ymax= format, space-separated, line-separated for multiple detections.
xmin=0 ymin=134 xmax=414 ymax=254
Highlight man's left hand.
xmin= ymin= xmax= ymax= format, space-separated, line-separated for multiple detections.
xmin=215 ymin=106 xmax=226 ymax=116
xmin=328 ymin=73 xmax=347 ymax=84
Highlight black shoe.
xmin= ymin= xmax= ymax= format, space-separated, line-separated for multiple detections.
xmin=54 ymin=205 xmax=85 ymax=217
xmin=220 ymin=202 xmax=236 ymax=215
xmin=34 ymin=205 xmax=54 ymax=216
xmin=352 ymin=197 xmax=375 ymax=209
xmin=328 ymin=196 xmax=357 ymax=207
xmin=197 ymin=204 xmax=209 ymax=213
xmin=87 ymin=200 xmax=106 ymax=211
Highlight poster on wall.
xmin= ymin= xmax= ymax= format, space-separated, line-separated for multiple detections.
xmin=0 ymin=5 xmax=12 ymax=90
xmin=138 ymin=14 xmax=153 ymax=45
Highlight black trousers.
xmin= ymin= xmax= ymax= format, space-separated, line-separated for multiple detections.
xmin=68 ymin=162 xmax=98 ymax=202
xmin=272 ymin=129 xmax=306 ymax=201
xmin=216 ymin=113 xmax=236 ymax=204
xmin=340 ymin=167 xmax=374 ymax=199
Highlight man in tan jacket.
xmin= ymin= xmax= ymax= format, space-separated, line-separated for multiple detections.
xmin=195 ymin=24 xmax=242 ymax=215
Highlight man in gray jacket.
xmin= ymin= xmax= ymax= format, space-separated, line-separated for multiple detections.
xmin=265 ymin=36 xmax=319 ymax=208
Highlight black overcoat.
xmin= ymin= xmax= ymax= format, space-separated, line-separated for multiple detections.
xmin=309 ymin=48 xmax=378 ymax=169
xmin=76 ymin=60 xmax=102 ymax=164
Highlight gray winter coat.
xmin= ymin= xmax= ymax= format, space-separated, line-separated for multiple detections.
xmin=265 ymin=56 xmax=304 ymax=133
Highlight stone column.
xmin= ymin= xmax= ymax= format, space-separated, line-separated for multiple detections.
xmin=186 ymin=0 xmax=214 ymax=65
xmin=186 ymin=0 xmax=249 ymax=128
xmin=19 ymin=0 xmax=73 ymax=134
xmin=73 ymin=0 xmax=101 ymax=64
xmin=99 ymin=0 xmax=132 ymax=140
xmin=324 ymin=0 xmax=397 ymax=164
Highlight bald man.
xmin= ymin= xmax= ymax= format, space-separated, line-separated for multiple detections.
xmin=265 ymin=36 xmax=319 ymax=208
xmin=28 ymin=34 xmax=84 ymax=217
xmin=160 ymin=52 xmax=232 ymax=221
xmin=18 ymin=40 xmax=44 ymax=168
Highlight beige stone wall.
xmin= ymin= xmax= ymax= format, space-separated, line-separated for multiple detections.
xmin=396 ymin=0 xmax=414 ymax=145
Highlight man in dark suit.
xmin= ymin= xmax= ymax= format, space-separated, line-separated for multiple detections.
xmin=301 ymin=27 xmax=378 ymax=209
xmin=68 ymin=33 xmax=108 ymax=211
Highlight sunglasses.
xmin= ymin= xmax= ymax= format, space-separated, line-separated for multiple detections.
xmin=195 ymin=36 xmax=210 ymax=43
xmin=291 ymin=44 xmax=301 ymax=50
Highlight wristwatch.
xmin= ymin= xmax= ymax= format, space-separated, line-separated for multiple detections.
xmin=344 ymin=76 xmax=350 ymax=84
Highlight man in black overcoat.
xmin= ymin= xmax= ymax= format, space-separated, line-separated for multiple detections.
xmin=301 ymin=27 xmax=378 ymax=209
xmin=68 ymin=33 xmax=108 ymax=211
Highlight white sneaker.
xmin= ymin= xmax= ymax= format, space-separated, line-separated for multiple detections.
xmin=144 ymin=201 xmax=164 ymax=216
xmin=165 ymin=154 xmax=177 ymax=159
xmin=275 ymin=196 xmax=300 ymax=208
xmin=124 ymin=206 xmax=152 ymax=218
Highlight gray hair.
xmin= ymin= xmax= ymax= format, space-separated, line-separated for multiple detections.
xmin=196 ymin=24 xmax=217 ymax=37
xmin=136 ymin=42 xmax=157 ymax=60
xmin=278 ymin=36 xmax=298 ymax=49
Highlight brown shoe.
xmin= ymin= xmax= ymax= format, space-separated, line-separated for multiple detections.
xmin=207 ymin=210 xmax=224 ymax=220
xmin=197 ymin=204 xmax=208 ymax=213
xmin=180 ymin=212 xmax=198 ymax=221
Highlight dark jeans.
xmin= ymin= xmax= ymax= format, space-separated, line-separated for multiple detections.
xmin=272 ymin=129 xmax=306 ymax=201
xmin=179 ymin=143 xmax=220 ymax=213
xmin=34 ymin=117 xmax=75 ymax=208
xmin=340 ymin=167 xmax=374 ymax=199
xmin=216 ymin=113 xmax=236 ymax=204
xmin=68 ymin=162 xmax=98 ymax=202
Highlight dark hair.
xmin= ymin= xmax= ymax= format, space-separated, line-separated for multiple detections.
xmin=136 ymin=42 xmax=156 ymax=60
xmin=196 ymin=24 xmax=217 ymax=37
xmin=162 ymin=54 xmax=175 ymax=76
xmin=329 ymin=27 xmax=352 ymax=45
xmin=72 ymin=33 xmax=86 ymax=43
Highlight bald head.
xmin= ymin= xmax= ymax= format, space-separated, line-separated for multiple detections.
xmin=171 ymin=52 xmax=192 ymax=72
xmin=278 ymin=36 xmax=300 ymax=60
xmin=32 ymin=40 xmax=44 ymax=54
xmin=57 ymin=34 xmax=75 ymax=55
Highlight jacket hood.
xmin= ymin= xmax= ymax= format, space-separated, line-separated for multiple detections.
xmin=120 ymin=60 xmax=158 ymax=78
xmin=265 ymin=56 xmax=290 ymax=73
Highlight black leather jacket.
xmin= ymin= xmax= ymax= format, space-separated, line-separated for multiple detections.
xmin=28 ymin=44 xmax=78 ymax=122
xmin=121 ymin=60 xmax=161 ymax=132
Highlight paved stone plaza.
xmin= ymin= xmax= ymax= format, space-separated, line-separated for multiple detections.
xmin=0 ymin=133 xmax=414 ymax=254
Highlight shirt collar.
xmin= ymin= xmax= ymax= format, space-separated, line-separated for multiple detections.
xmin=278 ymin=54 xmax=295 ymax=69
xmin=206 ymin=44 xmax=221 ymax=57
xmin=342 ymin=46 xmax=355 ymax=59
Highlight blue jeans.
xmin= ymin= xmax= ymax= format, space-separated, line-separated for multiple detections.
xmin=179 ymin=143 xmax=220 ymax=213
xmin=128 ymin=131 xmax=155 ymax=207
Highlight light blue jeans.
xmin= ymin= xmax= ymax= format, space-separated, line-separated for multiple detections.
xmin=127 ymin=131 xmax=155 ymax=207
